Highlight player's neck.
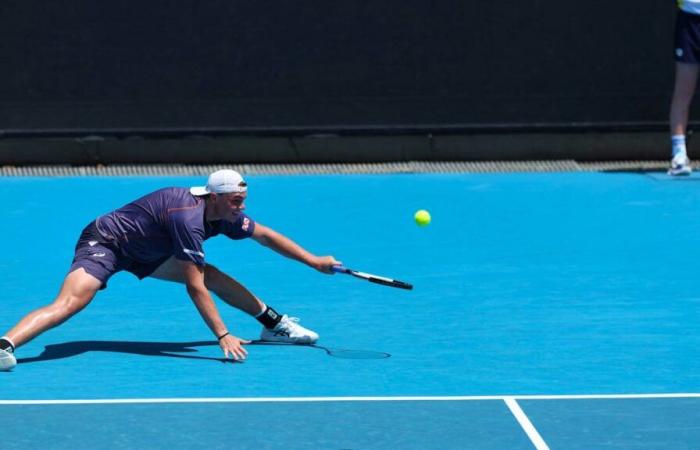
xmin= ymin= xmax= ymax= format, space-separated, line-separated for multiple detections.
xmin=204 ymin=198 xmax=222 ymax=221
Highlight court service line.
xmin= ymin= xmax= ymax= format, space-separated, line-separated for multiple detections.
xmin=504 ymin=397 xmax=550 ymax=450
xmin=0 ymin=393 xmax=699 ymax=405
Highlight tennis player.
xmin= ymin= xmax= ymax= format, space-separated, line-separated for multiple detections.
xmin=0 ymin=170 xmax=339 ymax=371
xmin=669 ymin=0 xmax=700 ymax=175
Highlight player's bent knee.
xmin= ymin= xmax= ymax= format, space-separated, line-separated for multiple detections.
xmin=53 ymin=292 xmax=94 ymax=316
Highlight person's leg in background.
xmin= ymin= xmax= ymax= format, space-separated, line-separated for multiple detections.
xmin=669 ymin=61 xmax=700 ymax=175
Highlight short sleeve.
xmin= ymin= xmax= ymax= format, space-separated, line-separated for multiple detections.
xmin=168 ymin=208 xmax=206 ymax=265
xmin=220 ymin=213 xmax=256 ymax=240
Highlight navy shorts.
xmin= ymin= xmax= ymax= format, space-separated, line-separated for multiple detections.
xmin=675 ymin=10 xmax=700 ymax=63
xmin=69 ymin=221 xmax=169 ymax=289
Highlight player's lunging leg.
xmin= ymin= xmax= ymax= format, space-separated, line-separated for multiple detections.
xmin=0 ymin=268 xmax=102 ymax=371
xmin=149 ymin=258 xmax=318 ymax=344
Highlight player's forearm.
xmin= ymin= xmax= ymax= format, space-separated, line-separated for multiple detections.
xmin=259 ymin=229 xmax=317 ymax=267
xmin=186 ymin=285 xmax=228 ymax=337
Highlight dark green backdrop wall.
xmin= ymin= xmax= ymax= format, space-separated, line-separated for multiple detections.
xmin=0 ymin=1 xmax=676 ymax=136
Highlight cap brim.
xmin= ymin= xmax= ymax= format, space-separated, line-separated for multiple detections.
xmin=190 ymin=186 xmax=210 ymax=196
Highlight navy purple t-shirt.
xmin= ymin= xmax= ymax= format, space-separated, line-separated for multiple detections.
xmin=94 ymin=187 xmax=255 ymax=266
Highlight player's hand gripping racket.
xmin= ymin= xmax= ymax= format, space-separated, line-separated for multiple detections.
xmin=331 ymin=265 xmax=413 ymax=290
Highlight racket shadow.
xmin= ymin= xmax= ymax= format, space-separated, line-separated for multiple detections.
xmin=248 ymin=340 xmax=391 ymax=359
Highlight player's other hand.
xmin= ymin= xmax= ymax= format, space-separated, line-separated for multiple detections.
xmin=219 ymin=334 xmax=250 ymax=361
xmin=311 ymin=255 xmax=341 ymax=274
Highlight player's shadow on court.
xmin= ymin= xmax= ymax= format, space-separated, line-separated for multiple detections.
xmin=17 ymin=340 xmax=390 ymax=364
xmin=17 ymin=340 xmax=238 ymax=364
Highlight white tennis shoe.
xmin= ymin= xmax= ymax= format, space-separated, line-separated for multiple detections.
xmin=668 ymin=154 xmax=692 ymax=176
xmin=0 ymin=348 xmax=16 ymax=371
xmin=260 ymin=315 xmax=319 ymax=344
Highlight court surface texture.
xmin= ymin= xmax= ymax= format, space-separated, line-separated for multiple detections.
xmin=2 ymin=171 xmax=699 ymax=449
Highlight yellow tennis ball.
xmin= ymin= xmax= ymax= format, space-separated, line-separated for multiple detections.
xmin=414 ymin=209 xmax=431 ymax=226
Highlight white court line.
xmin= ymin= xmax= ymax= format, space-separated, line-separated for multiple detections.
xmin=504 ymin=397 xmax=550 ymax=450
xmin=0 ymin=393 xmax=699 ymax=405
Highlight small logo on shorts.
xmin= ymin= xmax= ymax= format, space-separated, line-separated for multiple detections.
xmin=91 ymin=252 xmax=106 ymax=257
xmin=676 ymin=48 xmax=684 ymax=58
xmin=88 ymin=241 xmax=98 ymax=247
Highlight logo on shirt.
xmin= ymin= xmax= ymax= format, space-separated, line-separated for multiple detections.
xmin=88 ymin=241 xmax=98 ymax=247
xmin=91 ymin=252 xmax=106 ymax=258
xmin=183 ymin=248 xmax=205 ymax=257
xmin=242 ymin=217 xmax=250 ymax=232
xmin=676 ymin=48 xmax=684 ymax=58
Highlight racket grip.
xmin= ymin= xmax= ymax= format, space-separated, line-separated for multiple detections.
xmin=331 ymin=265 xmax=348 ymax=274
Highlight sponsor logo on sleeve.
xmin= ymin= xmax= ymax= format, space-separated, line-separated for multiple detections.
xmin=183 ymin=248 xmax=205 ymax=257
xmin=242 ymin=217 xmax=250 ymax=231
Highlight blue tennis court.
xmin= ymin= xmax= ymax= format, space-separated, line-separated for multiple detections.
xmin=2 ymin=171 xmax=700 ymax=449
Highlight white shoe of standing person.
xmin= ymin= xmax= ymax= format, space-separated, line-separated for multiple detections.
xmin=668 ymin=154 xmax=692 ymax=176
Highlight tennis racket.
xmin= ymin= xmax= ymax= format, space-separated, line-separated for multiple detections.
xmin=331 ymin=265 xmax=413 ymax=290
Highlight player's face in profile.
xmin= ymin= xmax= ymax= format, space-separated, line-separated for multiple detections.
xmin=214 ymin=192 xmax=247 ymax=219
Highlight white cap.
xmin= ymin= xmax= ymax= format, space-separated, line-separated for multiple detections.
xmin=190 ymin=169 xmax=248 ymax=196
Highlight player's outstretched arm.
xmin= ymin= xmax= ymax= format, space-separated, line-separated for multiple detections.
xmin=177 ymin=260 xmax=250 ymax=360
xmin=251 ymin=223 xmax=340 ymax=274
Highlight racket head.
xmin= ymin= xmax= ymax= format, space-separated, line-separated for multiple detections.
xmin=368 ymin=277 xmax=413 ymax=290
xmin=333 ymin=265 xmax=413 ymax=290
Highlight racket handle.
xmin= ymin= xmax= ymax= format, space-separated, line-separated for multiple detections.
xmin=331 ymin=265 xmax=349 ymax=274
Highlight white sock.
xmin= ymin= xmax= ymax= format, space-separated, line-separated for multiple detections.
xmin=672 ymin=134 xmax=687 ymax=158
